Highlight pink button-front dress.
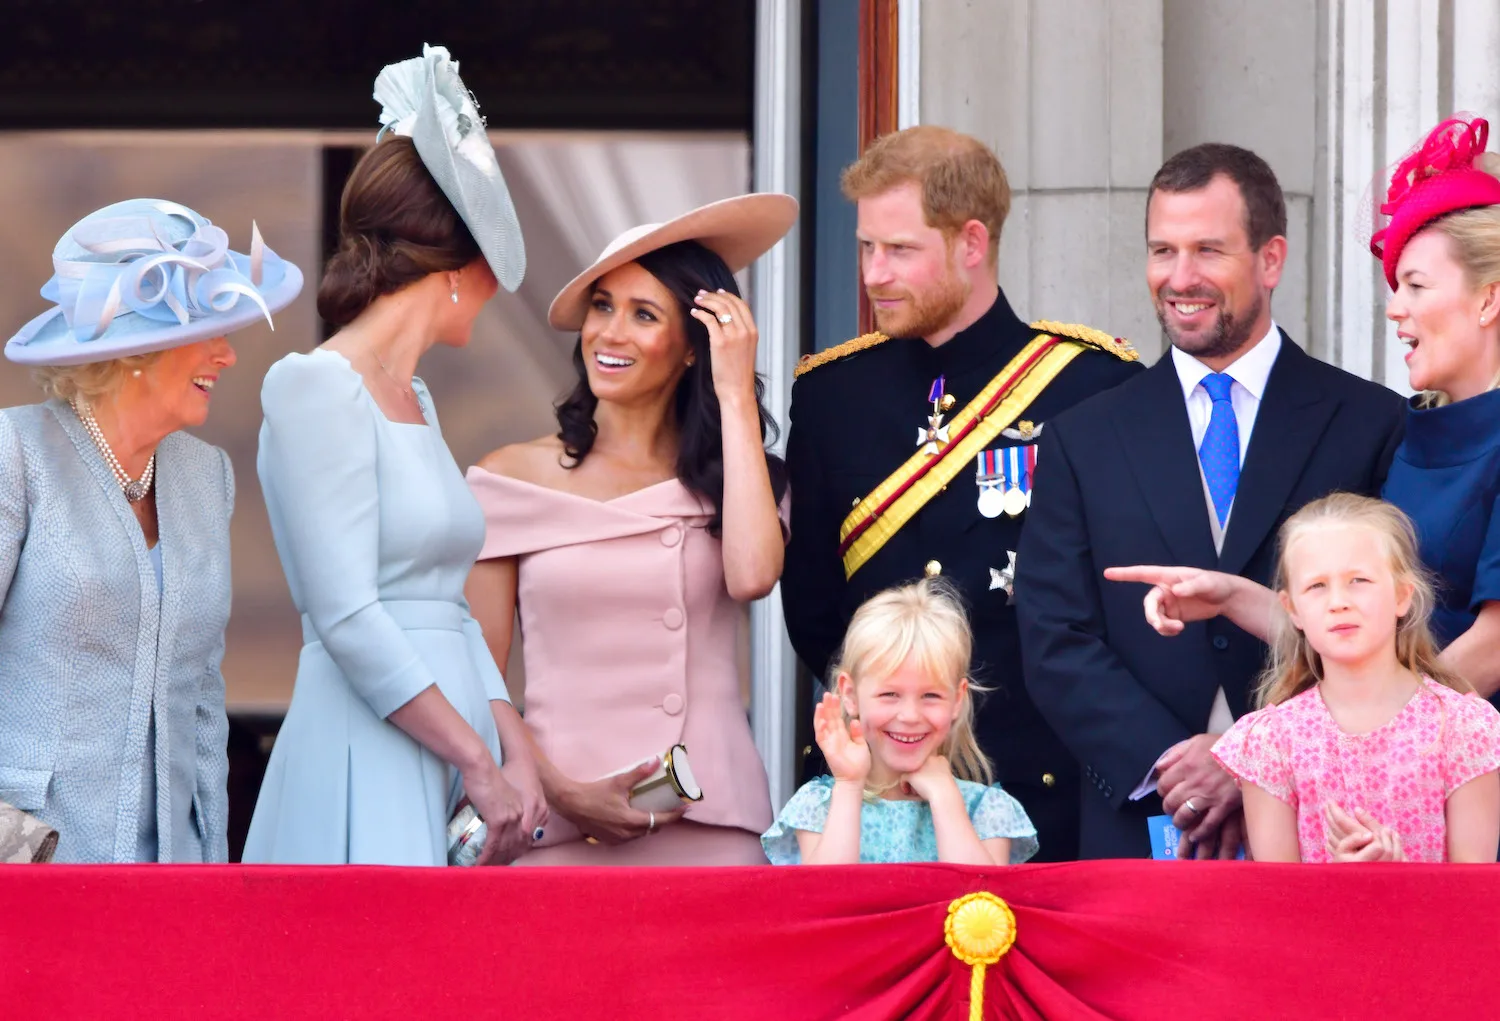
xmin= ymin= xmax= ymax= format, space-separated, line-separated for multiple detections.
xmin=1213 ymin=680 xmax=1500 ymax=862
xmin=466 ymin=468 xmax=774 ymax=865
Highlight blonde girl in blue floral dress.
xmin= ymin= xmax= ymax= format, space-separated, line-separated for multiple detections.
xmin=762 ymin=579 xmax=1037 ymax=865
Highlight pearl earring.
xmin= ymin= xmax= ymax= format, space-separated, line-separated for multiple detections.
xmin=451 ymin=287 xmax=459 ymax=304
xmin=132 ymin=369 xmax=142 ymax=378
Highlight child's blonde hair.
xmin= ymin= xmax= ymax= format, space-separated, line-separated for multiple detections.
xmin=1257 ymin=493 xmax=1469 ymax=707
xmin=833 ymin=577 xmax=993 ymax=784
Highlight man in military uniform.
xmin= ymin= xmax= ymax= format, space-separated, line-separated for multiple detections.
xmin=780 ymin=125 xmax=1143 ymax=861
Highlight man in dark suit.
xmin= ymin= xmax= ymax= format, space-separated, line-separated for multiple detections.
xmin=781 ymin=126 xmax=1143 ymax=862
xmin=1016 ymin=143 xmax=1406 ymax=860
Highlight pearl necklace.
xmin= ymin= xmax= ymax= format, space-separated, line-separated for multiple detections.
xmin=71 ymin=399 xmax=155 ymax=503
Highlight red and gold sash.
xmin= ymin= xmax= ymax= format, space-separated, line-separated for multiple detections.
xmin=838 ymin=335 xmax=1086 ymax=579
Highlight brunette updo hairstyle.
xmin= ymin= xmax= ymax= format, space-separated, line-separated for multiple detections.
xmin=317 ymin=136 xmax=480 ymax=328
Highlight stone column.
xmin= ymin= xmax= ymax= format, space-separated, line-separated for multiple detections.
xmin=917 ymin=0 xmax=1167 ymax=359
xmin=749 ymin=0 xmax=802 ymax=811
xmin=1163 ymin=0 xmax=1318 ymax=356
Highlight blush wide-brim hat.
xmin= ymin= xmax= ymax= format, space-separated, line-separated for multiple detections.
xmin=6 ymin=198 xmax=303 ymax=367
xmin=547 ymin=193 xmax=799 ymax=331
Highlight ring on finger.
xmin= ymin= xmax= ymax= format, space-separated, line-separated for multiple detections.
xmin=647 ymin=811 xmax=656 ymax=833
xmin=1184 ymin=798 xmax=1201 ymax=816
xmin=717 ymin=313 xmax=733 ymax=324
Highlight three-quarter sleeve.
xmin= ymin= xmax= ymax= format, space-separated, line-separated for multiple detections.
xmin=258 ymin=354 xmax=441 ymax=719
xmin=462 ymin=611 xmax=511 ymax=704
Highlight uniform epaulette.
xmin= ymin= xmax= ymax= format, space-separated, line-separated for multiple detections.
xmin=794 ymin=331 xmax=890 ymax=377
xmin=1030 ymin=320 xmax=1139 ymax=362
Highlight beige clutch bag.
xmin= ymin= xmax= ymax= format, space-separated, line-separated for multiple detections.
xmin=0 ymin=800 xmax=58 ymax=863
xmin=598 ymin=743 xmax=705 ymax=814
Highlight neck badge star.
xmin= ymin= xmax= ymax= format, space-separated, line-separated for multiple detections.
xmin=918 ymin=375 xmax=955 ymax=456
xmin=989 ymin=551 xmax=1017 ymax=604
xmin=918 ymin=413 xmax=951 ymax=456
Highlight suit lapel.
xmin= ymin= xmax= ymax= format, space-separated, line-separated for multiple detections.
xmin=1218 ymin=336 xmax=1339 ymax=576
xmin=1116 ymin=356 xmax=1218 ymax=567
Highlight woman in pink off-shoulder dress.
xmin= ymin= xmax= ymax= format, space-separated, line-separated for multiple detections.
xmin=465 ymin=196 xmax=797 ymax=864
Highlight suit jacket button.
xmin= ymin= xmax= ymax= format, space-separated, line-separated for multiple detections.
xmin=1212 ymin=635 xmax=1229 ymax=651
xmin=663 ymin=607 xmax=685 ymax=630
xmin=924 ymin=560 xmax=942 ymax=577
xmin=1104 ymin=785 xmax=1114 ymax=798
xmin=1042 ymin=772 xmax=1056 ymax=787
xmin=663 ymin=693 xmax=685 ymax=716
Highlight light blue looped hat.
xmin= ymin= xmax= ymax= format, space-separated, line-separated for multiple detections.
xmin=373 ymin=44 xmax=526 ymax=292
xmin=5 ymin=198 xmax=304 ymax=367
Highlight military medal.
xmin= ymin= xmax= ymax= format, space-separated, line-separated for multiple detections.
xmin=975 ymin=448 xmax=1006 ymax=518
xmin=1000 ymin=420 xmax=1042 ymax=443
xmin=1025 ymin=444 xmax=1038 ymax=508
xmin=917 ymin=376 xmax=951 ymax=456
xmin=1002 ymin=446 xmax=1029 ymax=517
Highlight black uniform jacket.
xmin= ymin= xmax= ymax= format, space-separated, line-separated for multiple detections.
xmin=781 ymin=290 xmax=1143 ymax=861
xmin=1016 ymin=334 xmax=1406 ymax=859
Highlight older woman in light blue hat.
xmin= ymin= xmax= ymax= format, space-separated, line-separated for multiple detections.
xmin=0 ymin=198 xmax=302 ymax=862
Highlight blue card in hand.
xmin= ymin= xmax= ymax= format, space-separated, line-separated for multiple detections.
xmin=1148 ymin=814 xmax=1246 ymax=860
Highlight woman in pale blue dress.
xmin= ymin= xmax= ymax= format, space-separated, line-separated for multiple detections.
xmin=242 ymin=47 xmax=544 ymax=865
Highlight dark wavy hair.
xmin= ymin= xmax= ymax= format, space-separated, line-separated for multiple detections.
xmin=317 ymin=136 xmax=480 ymax=328
xmin=554 ymin=240 xmax=788 ymax=536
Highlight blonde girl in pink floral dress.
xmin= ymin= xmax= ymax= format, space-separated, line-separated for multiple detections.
xmin=1211 ymin=494 xmax=1500 ymax=863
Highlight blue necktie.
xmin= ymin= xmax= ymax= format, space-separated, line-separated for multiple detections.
xmin=1198 ymin=373 xmax=1239 ymax=527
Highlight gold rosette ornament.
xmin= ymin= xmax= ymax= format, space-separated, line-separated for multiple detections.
xmin=945 ymin=892 xmax=1017 ymax=1021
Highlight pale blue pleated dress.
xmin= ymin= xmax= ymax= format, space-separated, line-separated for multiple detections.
xmin=242 ymin=349 xmax=508 ymax=865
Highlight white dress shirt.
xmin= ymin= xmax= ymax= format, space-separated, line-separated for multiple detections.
xmin=1130 ymin=321 xmax=1283 ymax=802
xmin=1171 ymin=320 xmax=1283 ymax=484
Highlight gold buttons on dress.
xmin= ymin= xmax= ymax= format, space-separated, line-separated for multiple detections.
xmin=925 ymin=560 xmax=942 ymax=577
xmin=1042 ymin=772 xmax=1056 ymax=787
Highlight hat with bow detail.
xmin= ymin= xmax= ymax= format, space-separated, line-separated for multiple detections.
xmin=6 ymin=198 xmax=303 ymax=367
xmin=1370 ymin=115 xmax=1500 ymax=289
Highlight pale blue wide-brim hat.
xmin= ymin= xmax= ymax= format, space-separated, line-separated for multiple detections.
xmin=373 ymin=44 xmax=526 ymax=292
xmin=5 ymin=198 xmax=304 ymax=367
